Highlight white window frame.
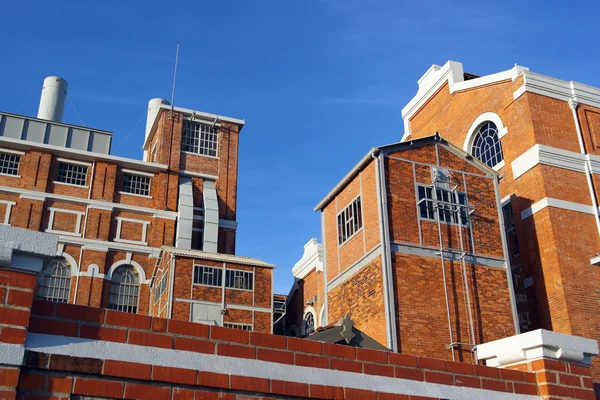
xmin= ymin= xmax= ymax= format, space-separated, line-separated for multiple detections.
xmin=108 ymin=265 xmax=140 ymax=314
xmin=192 ymin=265 xmax=223 ymax=288
xmin=54 ymin=158 xmax=91 ymax=188
xmin=463 ymin=112 xmax=507 ymax=171
xmin=337 ymin=195 xmax=363 ymax=247
xmin=114 ymin=216 xmax=150 ymax=245
xmin=181 ymin=119 xmax=219 ymax=158
xmin=225 ymin=268 xmax=254 ymax=291
xmin=119 ymin=169 xmax=154 ymax=199
xmin=45 ymin=207 xmax=86 ymax=237
xmin=0 ymin=148 xmax=24 ymax=178
xmin=416 ymin=184 xmax=469 ymax=227
xmin=0 ymin=200 xmax=16 ymax=225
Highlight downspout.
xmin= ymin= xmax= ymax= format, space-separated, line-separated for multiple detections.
xmin=569 ymin=99 xmax=600 ymax=238
xmin=167 ymin=254 xmax=175 ymax=319
xmin=320 ymin=211 xmax=328 ymax=327
xmin=374 ymin=152 xmax=399 ymax=352
xmin=493 ymin=176 xmax=520 ymax=336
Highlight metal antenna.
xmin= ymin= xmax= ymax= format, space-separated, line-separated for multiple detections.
xmin=170 ymin=40 xmax=180 ymax=118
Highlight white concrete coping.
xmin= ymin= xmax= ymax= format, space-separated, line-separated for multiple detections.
xmin=292 ymin=238 xmax=324 ymax=279
xmin=0 ymin=225 xmax=58 ymax=273
xmin=477 ymin=329 xmax=599 ymax=367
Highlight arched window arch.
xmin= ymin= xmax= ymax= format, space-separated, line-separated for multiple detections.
xmin=303 ymin=307 xmax=317 ymax=336
xmin=38 ymin=257 xmax=72 ymax=303
xmin=109 ymin=265 xmax=140 ymax=314
xmin=319 ymin=305 xmax=326 ymax=327
xmin=472 ymin=121 xmax=504 ymax=168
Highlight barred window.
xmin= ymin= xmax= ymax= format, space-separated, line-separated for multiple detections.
xmin=122 ymin=173 xmax=151 ymax=196
xmin=153 ymin=275 xmax=167 ymax=303
xmin=502 ymin=202 xmax=521 ymax=267
xmin=303 ymin=311 xmax=315 ymax=335
xmin=38 ymin=258 xmax=71 ymax=303
xmin=417 ymin=185 xmax=468 ymax=225
xmin=472 ymin=122 xmax=504 ymax=168
xmin=0 ymin=153 xmax=20 ymax=176
xmin=57 ymin=162 xmax=88 ymax=186
xmin=223 ymin=322 xmax=253 ymax=331
xmin=337 ymin=197 xmax=363 ymax=245
xmin=193 ymin=265 xmax=223 ymax=287
xmin=182 ymin=121 xmax=218 ymax=157
xmin=225 ymin=269 xmax=253 ymax=290
xmin=109 ymin=266 xmax=139 ymax=314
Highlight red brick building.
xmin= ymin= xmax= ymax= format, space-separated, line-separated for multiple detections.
xmin=0 ymin=77 xmax=274 ymax=332
xmin=298 ymin=135 xmax=518 ymax=363
xmin=400 ymin=61 xmax=600 ymax=384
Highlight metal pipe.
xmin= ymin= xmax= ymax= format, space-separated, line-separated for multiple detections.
xmin=167 ymin=255 xmax=176 ymax=319
xmin=374 ymin=153 xmax=399 ymax=351
xmin=320 ymin=211 xmax=329 ymax=327
xmin=569 ymin=99 xmax=600 ymax=238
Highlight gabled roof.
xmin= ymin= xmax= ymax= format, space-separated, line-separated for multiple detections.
xmin=160 ymin=246 xmax=276 ymax=268
xmin=314 ymin=133 xmax=498 ymax=211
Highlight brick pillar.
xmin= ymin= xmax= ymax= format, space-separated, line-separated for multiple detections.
xmin=0 ymin=225 xmax=58 ymax=400
xmin=478 ymin=329 xmax=599 ymax=399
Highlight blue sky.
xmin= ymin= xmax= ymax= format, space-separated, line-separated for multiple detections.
xmin=1 ymin=0 xmax=599 ymax=294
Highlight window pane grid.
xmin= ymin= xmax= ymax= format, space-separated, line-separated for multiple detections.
xmin=38 ymin=258 xmax=71 ymax=303
xmin=109 ymin=266 xmax=139 ymax=314
xmin=182 ymin=121 xmax=218 ymax=157
xmin=153 ymin=275 xmax=167 ymax=303
xmin=0 ymin=153 xmax=20 ymax=175
xmin=417 ymin=185 xmax=469 ymax=226
xmin=193 ymin=265 xmax=223 ymax=287
xmin=304 ymin=312 xmax=315 ymax=335
xmin=122 ymin=173 xmax=150 ymax=196
xmin=337 ymin=197 xmax=363 ymax=245
xmin=223 ymin=322 xmax=253 ymax=331
xmin=472 ymin=122 xmax=504 ymax=168
xmin=225 ymin=269 xmax=253 ymax=290
xmin=57 ymin=163 xmax=88 ymax=186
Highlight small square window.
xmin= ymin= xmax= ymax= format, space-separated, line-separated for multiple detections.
xmin=56 ymin=162 xmax=87 ymax=186
xmin=0 ymin=153 xmax=20 ymax=176
xmin=122 ymin=173 xmax=151 ymax=197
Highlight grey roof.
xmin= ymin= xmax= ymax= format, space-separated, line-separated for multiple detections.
xmin=305 ymin=314 xmax=389 ymax=351
xmin=161 ymin=246 xmax=276 ymax=268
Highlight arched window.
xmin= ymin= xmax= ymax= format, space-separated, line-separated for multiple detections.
xmin=109 ymin=265 xmax=140 ymax=313
xmin=471 ymin=121 xmax=504 ymax=168
xmin=303 ymin=311 xmax=315 ymax=335
xmin=38 ymin=257 xmax=72 ymax=303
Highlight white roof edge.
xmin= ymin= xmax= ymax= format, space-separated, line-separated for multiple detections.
xmin=314 ymin=148 xmax=378 ymax=211
xmin=0 ymin=136 xmax=167 ymax=172
xmin=161 ymin=246 xmax=276 ymax=268
xmin=0 ymin=110 xmax=113 ymax=135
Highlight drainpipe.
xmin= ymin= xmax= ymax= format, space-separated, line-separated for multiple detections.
xmin=569 ymin=99 xmax=600 ymax=238
xmin=320 ymin=211 xmax=328 ymax=327
xmin=374 ymin=152 xmax=399 ymax=352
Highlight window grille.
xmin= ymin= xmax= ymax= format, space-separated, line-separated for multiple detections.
xmin=225 ymin=269 xmax=253 ymax=290
xmin=0 ymin=153 xmax=20 ymax=176
xmin=337 ymin=197 xmax=363 ymax=245
xmin=182 ymin=120 xmax=218 ymax=157
xmin=38 ymin=258 xmax=72 ymax=303
xmin=109 ymin=266 xmax=139 ymax=314
xmin=304 ymin=312 xmax=315 ymax=335
xmin=472 ymin=122 xmax=504 ymax=168
xmin=153 ymin=275 xmax=167 ymax=303
xmin=122 ymin=173 xmax=151 ymax=196
xmin=417 ymin=185 xmax=468 ymax=225
xmin=193 ymin=265 xmax=223 ymax=287
xmin=223 ymin=322 xmax=253 ymax=331
xmin=56 ymin=162 xmax=88 ymax=186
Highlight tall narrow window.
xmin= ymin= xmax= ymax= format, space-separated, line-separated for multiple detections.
xmin=472 ymin=122 xmax=504 ymax=168
xmin=0 ymin=153 xmax=20 ymax=176
xmin=182 ymin=121 xmax=218 ymax=157
xmin=38 ymin=258 xmax=71 ymax=303
xmin=502 ymin=202 xmax=521 ymax=268
xmin=337 ymin=196 xmax=363 ymax=245
xmin=56 ymin=162 xmax=88 ymax=186
xmin=109 ymin=265 xmax=140 ymax=313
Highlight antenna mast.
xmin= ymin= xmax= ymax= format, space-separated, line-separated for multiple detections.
xmin=170 ymin=40 xmax=180 ymax=118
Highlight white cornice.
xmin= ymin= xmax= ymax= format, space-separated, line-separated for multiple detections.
xmin=292 ymin=238 xmax=324 ymax=279
xmin=516 ymin=71 xmax=600 ymax=110
xmin=521 ymin=197 xmax=595 ymax=220
xmin=511 ymin=144 xmax=600 ymax=181
xmin=57 ymin=235 xmax=160 ymax=257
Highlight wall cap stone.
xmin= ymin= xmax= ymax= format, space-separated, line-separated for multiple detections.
xmin=477 ymin=329 xmax=599 ymax=367
xmin=0 ymin=225 xmax=58 ymax=273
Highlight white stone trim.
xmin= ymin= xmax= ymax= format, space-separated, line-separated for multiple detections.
xmin=521 ymin=197 xmax=595 ymax=220
xmin=463 ymin=112 xmax=509 ymax=154
xmin=292 ymin=238 xmax=324 ymax=280
xmin=511 ymin=144 xmax=588 ymax=179
xmin=55 ymin=235 xmax=160 ymax=257
xmin=0 ymin=147 xmax=25 ymax=156
xmin=121 ymin=168 xmax=155 ymax=178
xmin=79 ymin=263 xmax=105 ymax=279
xmin=319 ymin=304 xmax=326 ymax=328
xmin=56 ymin=251 xmax=80 ymax=275
xmin=107 ymin=259 xmax=148 ymax=283
xmin=517 ymin=71 xmax=600 ymax=110
xmin=0 ymin=199 xmax=16 ymax=225
xmin=1 ymin=186 xmax=177 ymax=220
xmin=25 ymin=333 xmax=537 ymax=400
xmin=114 ymin=217 xmax=150 ymax=246
xmin=46 ymin=207 xmax=86 ymax=237
xmin=56 ymin=157 xmax=92 ymax=167
xmin=178 ymin=169 xmax=219 ymax=181
xmin=477 ymin=328 xmax=599 ymax=367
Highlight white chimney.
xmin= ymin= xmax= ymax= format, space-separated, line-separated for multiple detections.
xmin=144 ymin=98 xmax=170 ymax=160
xmin=37 ymin=76 xmax=68 ymax=122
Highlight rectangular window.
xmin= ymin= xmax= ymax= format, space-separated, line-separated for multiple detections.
xmin=337 ymin=196 xmax=363 ymax=245
xmin=0 ymin=153 xmax=20 ymax=176
xmin=223 ymin=322 xmax=253 ymax=331
xmin=502 ymin=202 xmax=521 ymax=267
xmin=153 ymin=275 xmax=167 ymax=303
xmin=122 ymin=173 xmax=151 ymax=197
xmin=56 ymin=162 xmax=88 ymax=186
xmin=225 ymin=269 xmax=253 ymax=290
xmin=417 ymin=185 xmax=468 ymax=225
xmin=193 ymin=265 xmax=223 ymax=287
xmin=182 ymin=120 xmax=218 ymax=157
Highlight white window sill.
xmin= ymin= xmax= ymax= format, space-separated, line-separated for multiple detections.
xmin=114 ymin=238 xmax=148 ymax=246
xmin=181 ymin=151 xmax=219 ymax=160
xmin=45 ymin=229 xmax=82 ymax=237
xmin=53 ymin=181 xmax=88 ymax=189
xmin=0 ymin=173 xmax=21 ymax=178
xmin=118 ymin=191 xmax=152 ymax=199
xmin=493 ymin=160 xmax=505 ymax=171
